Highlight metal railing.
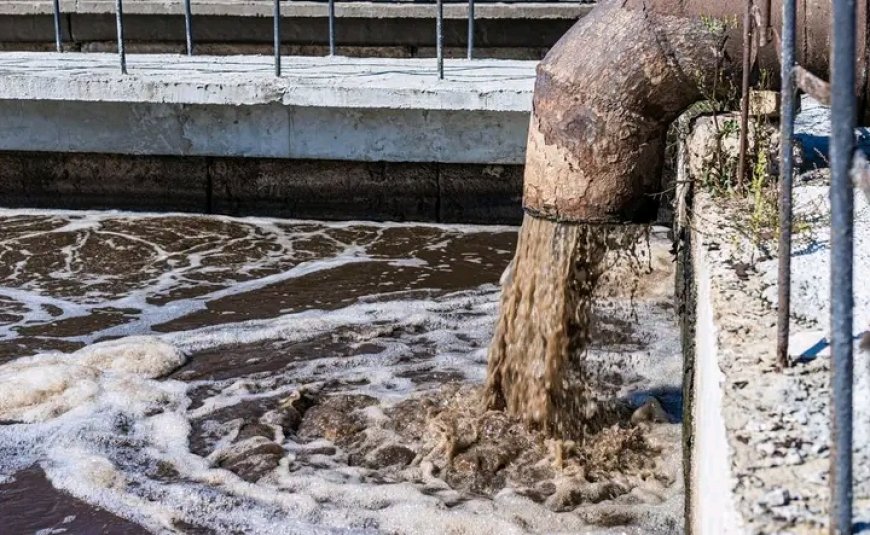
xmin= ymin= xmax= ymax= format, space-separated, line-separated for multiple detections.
xmin=776 ymin=2 xmax=856 ymax=530
xmin=749 ymin=0 xmax=857 ymax=530
xmin=49 ymin=0 xmax=479 ymax=79
xmin=736 ymin=0 xmax=857 ymax=530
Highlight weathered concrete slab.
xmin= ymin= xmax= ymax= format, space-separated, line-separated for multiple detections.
xmin=210 ymin=159 xmax=441 ymax=220
xmin=438 ymin=164 xmax=523 ymax=222
xmin=0 ymin=152 xmax=524 ymax=223
xmin=0 ymin=53 xmax=534 ymax=110
xmin=0 ymin=152 xmax=210 ymax=212
xmin=0 ymin=53 xmax=534 ymax=164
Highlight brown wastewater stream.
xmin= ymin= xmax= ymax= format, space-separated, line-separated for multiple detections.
xmin=0 ymin=210 xmax=683 ymax=534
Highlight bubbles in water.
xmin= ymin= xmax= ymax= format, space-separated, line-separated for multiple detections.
xmin=484 ymin=215 xmax=649 ymax=439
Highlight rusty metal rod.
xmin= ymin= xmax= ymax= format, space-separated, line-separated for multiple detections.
xmin=115 ymin=0 xmax=127 ymax=74
xmin=52 ymin=0 xmax=63 ymax=52
xmin=467 ymin=0 xmax=475 ymax=60
xmin=436 ymin=0 xmax=444 ymax=79
xmin=776 ymin=0 xmax=796 ymax=370
xmin=737 ymin=0 xmax=753 ymax=191
xmin=273 ymin=0 xmax=281 ymax=76
xmin=829 ymin=0 xmax=856 ymax=529
xmin=328 ymin=0 xmax=336 ymax=56
xmin=184 ymin=0 xmax=193 ymax=55
xmin=758 ymin=0 xmax=772 ymax=46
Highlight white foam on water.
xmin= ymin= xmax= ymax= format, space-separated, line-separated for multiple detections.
xmin=0 ymin=336 xmax=183 ymax=423
xmin=0 ymin=210 xmax=515 ymax=346
xmin=0 ymin=290 xmax=520 ymax=533
xmin=0 ymin=211 xmax=680 ymax=534
xmin=0 ymin=287 xmax=679 ymax=534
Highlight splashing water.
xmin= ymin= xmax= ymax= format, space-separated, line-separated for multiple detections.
xmin=0 ymin=210 xmax=682 ymax=533
xmin=483 ymin=215 xmax=649 ymax=439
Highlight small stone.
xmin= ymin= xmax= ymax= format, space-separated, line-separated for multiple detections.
xmin=748 ymin=90 xmax=781 ymax=118
xmin=366 ymin=444 xmax=416 ymax=469
xmin=630 ymin=398 xmax=670 ymax=424
xmin=217 ymin=437 xmax=286 ymax=482
xmin=760 ymin=488 xmax=790 ymax=507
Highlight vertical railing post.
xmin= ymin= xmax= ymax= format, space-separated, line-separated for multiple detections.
xmin=115 ymin=0 xmax=127 ymax=74
xmin=274 ymin=0 xmax=281 ymax=76
xmin=467 ymin=0 xmax=475 ymax=60
xmin=436 ymin=0 xmax=444 ymax=79
xmin=328 ymin=0 xmax=336 ymax=56
xmin=737 ymin=0 xmax=753 ymax=191
xmin=776 ymin=0 xmax=796 ymax=370
xmin=52 ymin=0 xmax=63 ymax=52
xmin=829 ymin=0 xmax=856 ymax=530
xmin=184 ymin=0 xmax=194 ymax=55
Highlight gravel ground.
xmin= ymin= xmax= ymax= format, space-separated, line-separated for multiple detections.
xmin=689 ymin=172 xmax=869 ymax=532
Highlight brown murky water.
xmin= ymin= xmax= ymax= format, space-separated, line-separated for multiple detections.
xmin=484 ymin=216 xmax=648 ymax=438
xmin=0 ymin=210 xmax=682 ymax=534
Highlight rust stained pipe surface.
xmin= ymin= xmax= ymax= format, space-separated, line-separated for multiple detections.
xmin=523 ymin=0 xmax=868 ymax=223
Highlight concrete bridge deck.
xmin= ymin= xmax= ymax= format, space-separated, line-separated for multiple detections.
xmin=0 ymin=52 xmax=535 ymax=162
xmin=0 ymin=52 xmax=536 ymax=222
xmin=0 ymin=52 xmax=533 ymax=110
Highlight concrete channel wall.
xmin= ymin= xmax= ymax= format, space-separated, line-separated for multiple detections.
xmin=0 ymin=0 xmax=593 ymax=58
xmin=687 ymin=216 xmax=745 ymax=534
xmin=0 ymin=53 xmax=535 ymax=222
xmin=676 ymin=131 xmax=746 ymax=534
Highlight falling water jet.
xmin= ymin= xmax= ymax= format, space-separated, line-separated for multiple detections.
xmin=482 ymin=216 xmax=648 ymax=440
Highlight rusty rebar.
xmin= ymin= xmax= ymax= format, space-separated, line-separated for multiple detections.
xmin=758 ymin=0 xmax=771 ymax=46
xmin=184 ymin=0 xmax=193 ymax=55
xmin=115 ymin=0 xmax=126 ymax=74
xmin=776 ymin=0 xmax=796 ymax=371
xmin=328 ymin=0 xmax=336 ymax=56
xmin=436 ymin=0 xmax=444 ymax=79
xmin=273 ymin=0 xmax=281 ymax=76
xmin=467 ymin=0 xmax=475 ymax=59
xmin=737 ymin=0 xmax=753 ymax=192
xmin=52 ymin=0 xmax=63 ymax=52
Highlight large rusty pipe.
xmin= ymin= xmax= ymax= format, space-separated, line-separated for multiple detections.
xmin=524 ymin=0 xmax=868 ymax=223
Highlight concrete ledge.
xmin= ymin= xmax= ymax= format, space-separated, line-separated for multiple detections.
xmin=687 ymin=204 xmax=745 ymax=534
xmin=0 ymin=152 xmax=523 ymax=223
xmin=0 ymin=53 xmax=534 ymax=111
xmin=0 ymin=54 xmax=533 ymax=164
xmin=0 ymin=99 xmax=530 ymax=163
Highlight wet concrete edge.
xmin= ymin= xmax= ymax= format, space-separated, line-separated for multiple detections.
xmin=0 ymin=151 xmax=524 ymax=225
